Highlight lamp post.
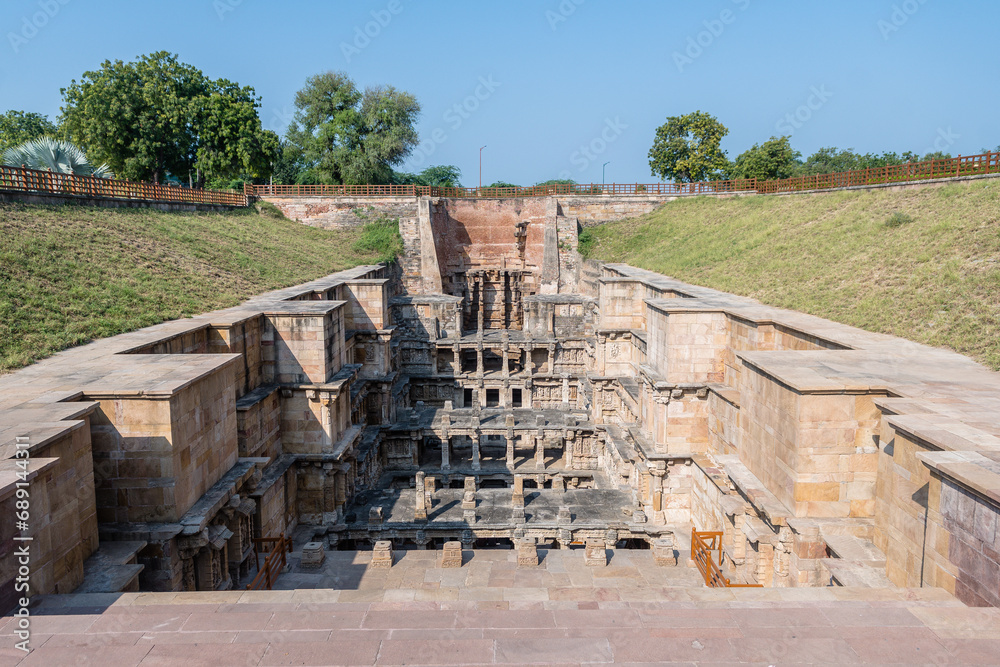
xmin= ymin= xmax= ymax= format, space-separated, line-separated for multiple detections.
xmin=479 ymin=145 xmax=487 ymax=190
xmin=602 ymin=161 xmax=610 ymax=189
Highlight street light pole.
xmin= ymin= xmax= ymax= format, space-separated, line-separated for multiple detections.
xmin=479 ymin=145 xmax=487 ymax=190
xmin=602 ymin=161 xmax=610 ymax=188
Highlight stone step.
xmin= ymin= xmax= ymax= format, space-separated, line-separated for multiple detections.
xmin=17 ymin=587 xmax=997 ymax=666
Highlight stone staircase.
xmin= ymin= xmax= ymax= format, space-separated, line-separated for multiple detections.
xmin=11 ymin=585 xmax=997 ymax=666
xmin=9 ymin=547 xmax=999 ymax=665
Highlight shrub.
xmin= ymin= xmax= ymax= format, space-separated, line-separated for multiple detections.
xmin=885 ymin=212 xmax=914 ymax=228
xmin=578 ymin=228 xmax=596 ymax=256
xmin=353 ymin=219 xmax=403 ymax=263
xmin=254 ymin=201 xmax=286 ymax=220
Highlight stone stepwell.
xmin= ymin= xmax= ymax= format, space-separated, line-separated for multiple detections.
xmin=2 ymin=194 xmax=1000 ymax=661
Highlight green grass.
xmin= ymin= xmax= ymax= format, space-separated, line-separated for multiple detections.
xmin=581 ymin=180 xmax=1000 ymax=370
xmin=353 ymin=219 xmax=404 ymax=264
xmin=0 ymin=202 xmax=391 ymax=373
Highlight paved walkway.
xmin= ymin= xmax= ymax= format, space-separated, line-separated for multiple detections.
xmin=4 ymin=549 xmax=999 ymax=665
xmin=270 ymin=548 xmax=704 ymax=599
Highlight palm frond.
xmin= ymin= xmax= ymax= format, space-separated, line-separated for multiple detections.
xmin=2 ymin=137 xmax=114 ymax=178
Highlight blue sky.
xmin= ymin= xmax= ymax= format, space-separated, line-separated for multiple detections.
xmin=1 ymin=0 xmax=997 ymax=186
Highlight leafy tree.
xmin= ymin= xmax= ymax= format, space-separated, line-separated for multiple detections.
xmin=486 ymin=181 xmax=519 ymax=189
xmin=648 ymin=111 xmax=729 ymax=182
xmin=0 ymin=111 xmax=57 ymax=153
xmin=794 ymin=147 xmax=924 ymax=176
xmin=2 ymin=137 xmax=111 ymax=177
xmin=534 ymin=179 xmax=576 ymax=186
xmin=921 ymin=151 xmax=953 ymax=161
xmin=392 ymin=164 xmax=462 ymax=187
xmin=728 ymin=136 xmax=801 ymax=181
xmin=416 ymin=164 xmax=462 ymax=187
xmin=59 ymin=51 xmax=277 ymax=185
xmin=285 ymin=71 xmax=420 ymax=185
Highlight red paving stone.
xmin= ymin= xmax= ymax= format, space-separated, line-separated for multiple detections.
xmin=2 ymin=588 xmax=998 ymax=664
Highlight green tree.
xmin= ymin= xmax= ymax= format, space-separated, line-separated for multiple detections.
xmin=392 ymin=164 xmax=462 ymax=187
xmin=729 ymin=136 xmax=801 ymax=181
xmin=285 ymin=71 xmax=420 ymax=185
xmin=60 ymin=52 xmax=277 ymax=185
xmin=648 ymin=111 xmax=729 ymax=182
xmin=794 ymin=147 xmax=924 ymax=176
xmin=0 ymin=111 xmax=57 ymax=153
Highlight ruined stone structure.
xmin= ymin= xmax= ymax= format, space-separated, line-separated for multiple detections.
xmin=2 ymin=195 xmax=999 ymax=614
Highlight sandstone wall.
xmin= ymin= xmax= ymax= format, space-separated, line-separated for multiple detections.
xmin=260 ymin=196 xmax=419 ymax=230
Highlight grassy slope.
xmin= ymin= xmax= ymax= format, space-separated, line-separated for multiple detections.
xmin=0 ymin=202 xmax=399 ymax=373
xmin=582 ymin=180 xmax=1000 ymax=370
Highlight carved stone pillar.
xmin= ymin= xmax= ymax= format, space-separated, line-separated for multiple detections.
xmin=596 ymin=332 xmax=607 ymax=375
xmin=501 ymin=344 xmax=509 ymax=379
xmin=547 ymin=343 xmax=556 ymax=375
xmin=561 ymin=373 xmax=570 ymax=405
xmin=322 ymin=462 xmax=337 ymax=524
xmin=512 ymin=474 xmax=525 ymax=507
xmin=414 ymin=471 xmax=427 ymax=522
xmin=472 ymin=432 xmax=482 ymax=470
xmin=651 ymin=465 xmax=666 ymax=525
xmin=535 ymin=433 xmax=545 ymax=470
xmin=441 ymin=430 xmax=450 ymax=470
xmin=334 ymin=470 xmax=347 ymax=520
xmin=476 ymin=342 xmax=484 ymax=377
xmin=453 ymin=343 xmax=461 ymax=376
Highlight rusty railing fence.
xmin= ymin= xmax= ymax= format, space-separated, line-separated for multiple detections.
xmin=246 ymin=533 xmax=292 ymax=591
xmin=691 ymin=527 xmax=763 ymax=588
xmin=3 ymin=149 xmax=997 ymax=208
xmin=0 ymin=164 xmax=248 ymax=206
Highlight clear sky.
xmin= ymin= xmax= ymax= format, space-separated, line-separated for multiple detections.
xmin=2 ymin=0 xmax=997 ymax=186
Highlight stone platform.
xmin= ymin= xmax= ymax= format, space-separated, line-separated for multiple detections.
xmin=6 ymin=550 xmax=999 ymax=665
xmin=6 ymin=584 xmax=997 ymax=665
xmin=272 ymin=548 xmax=703 ymax=597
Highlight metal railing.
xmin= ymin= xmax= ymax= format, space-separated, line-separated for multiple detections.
xmin=756 ymin=150 xmax=1000 ymax=194
xmin=0 ymin=164 xmax=248 ymax=206
xmin=5 ymin=149 xmax=997 ymax=208
xmin=249 ymin=150 xmax=1000 ymax=200
xmin=248 ymin=179 xmax=757 ymax=199
xmin=691 ymin=528 xmax=763 ymax=588
xmin=245 ymin=533 xmax=292 ymax=591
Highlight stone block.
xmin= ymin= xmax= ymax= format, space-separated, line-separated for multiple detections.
xmin=301 ymin=542 xmax=325 ymax=570
xmin=517 ymin=539 xmax=538 ymax=567
xmin=440 ymin=541 xmax=463 ymax=568
xmin=584 ymin=540 xmax=606 ymax=567
xmin=371 ymin=540 xmax=393 ymax=569
xmin=653 ymin=537 xmax=676 ymax=566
